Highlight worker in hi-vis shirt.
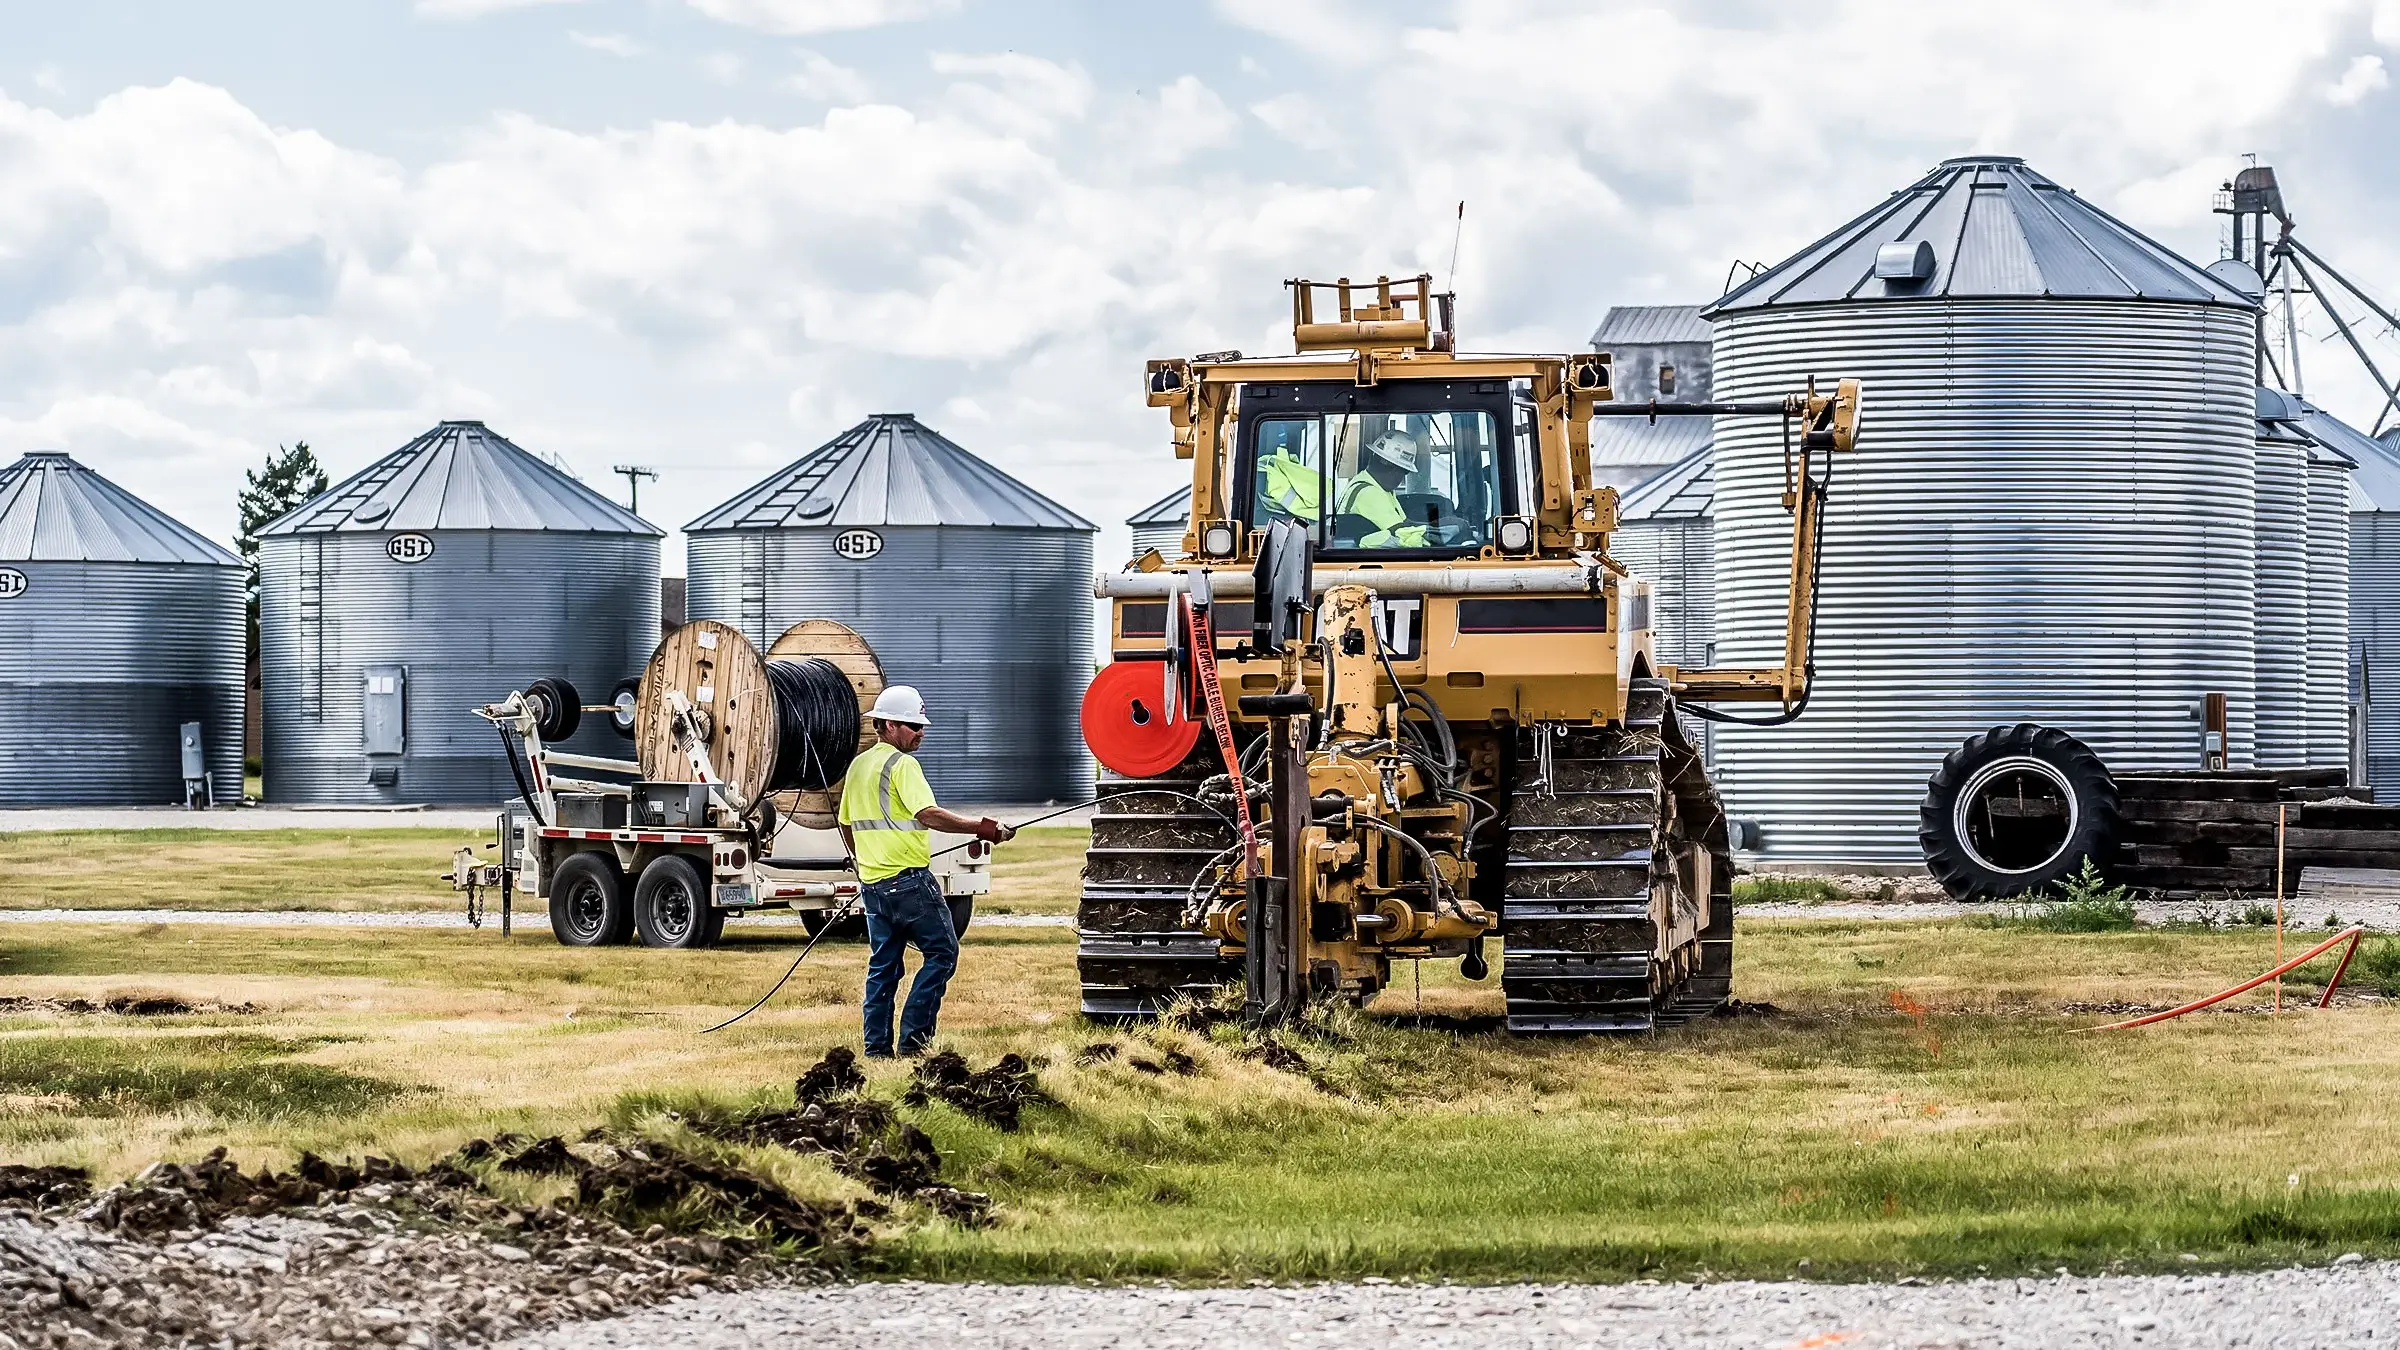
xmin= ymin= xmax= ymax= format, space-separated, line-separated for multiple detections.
xmin=838 ymin=685 xmax=1016 ymax=1058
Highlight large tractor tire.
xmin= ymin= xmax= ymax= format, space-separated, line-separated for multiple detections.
xmin=1919 ymin=723 xmax=2118 ymax=900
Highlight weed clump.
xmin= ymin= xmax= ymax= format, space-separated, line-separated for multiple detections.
xmin=1994 ymin=859 xmax=2139 ymax=932
xmin=1733 ymin=876 xmax=1849 ymax=906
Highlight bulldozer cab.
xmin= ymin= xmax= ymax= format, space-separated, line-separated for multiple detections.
xmin=1237 ymin=382 xmax=1524 ymax=557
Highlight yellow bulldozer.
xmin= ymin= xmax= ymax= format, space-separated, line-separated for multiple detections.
xmin=1078 ymin=275 xmax=1860 ymax=1032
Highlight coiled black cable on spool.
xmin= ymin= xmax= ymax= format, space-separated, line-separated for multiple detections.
xmin=762 ymin=657 xmax=866 ymax=793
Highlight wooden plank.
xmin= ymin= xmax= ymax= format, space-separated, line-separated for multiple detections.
xmin=2113 ymin=776 xmax=2282 ymax=803
xmin=2295 ymin=803 xmax=2400 ymax=831
xmin=2115 ymin=799 xmax=2285 ymax=825
xmin=2114 ymin=819 xmax=2277 ymax=847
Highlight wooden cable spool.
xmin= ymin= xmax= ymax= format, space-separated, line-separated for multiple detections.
xmin=634 ymin=618 xmax=884 ymax=825
xmin=767 ymin=619 xmax=885 ymax=829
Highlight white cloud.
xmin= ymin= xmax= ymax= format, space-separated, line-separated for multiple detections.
xmin=31 ymin=65 xmax=65 ymax=97
xmin=699 ymin=52 xmax=747 ymax=85
xmin=785 ymin=50 xmax=873 ymax=103
xmin=2328 ymin=53 xmax=2390 ymax=104
xmin=683 ymin=0 xmax=959 ymax=37
xmin=1251 ymin=93 xmax=1341 ymax=152
xmin=414 ymin=0 xmax=583 ymax=19
xmin=568 ymin=31 xmax=645 ymax=58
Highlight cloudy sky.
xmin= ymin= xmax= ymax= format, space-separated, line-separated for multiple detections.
xmin=6 ymin=0 xmax=2400 ymax=569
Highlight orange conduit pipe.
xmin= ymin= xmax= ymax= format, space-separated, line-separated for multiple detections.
xmin=2079 ymin=925 xmax=2367 ymax=1032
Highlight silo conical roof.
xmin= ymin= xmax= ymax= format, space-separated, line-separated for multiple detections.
xmin=1127 ymin=484 xmax=1191 ymax=529
xmin=0 ymin=452 xmax=240 ymax=565
xmin=687 ymin=413 xmax=1094 ymax=532
xmin=1617 ymin=443 xmax=1714 ymax=524
xmin=261 ymin=421 xmax=661 ymax=537
xmin=1706 ymin=156 xmax=2261 ymax=315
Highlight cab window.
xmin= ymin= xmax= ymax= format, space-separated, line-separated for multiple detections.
xmin=1245 ymin=409 xmax=1503 ymax=554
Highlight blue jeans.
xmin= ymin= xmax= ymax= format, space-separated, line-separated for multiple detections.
xmin=860 ymin=868 xmax=957 ymax=1056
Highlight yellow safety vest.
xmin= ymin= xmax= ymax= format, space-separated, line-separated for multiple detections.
xmin=840 ymin=741 xmax=933 ymax=882
xmin=1258 ymin=450 xmax=1321 ymax=519
xmin=1337 ymin=477 xmax=1426 ymax=547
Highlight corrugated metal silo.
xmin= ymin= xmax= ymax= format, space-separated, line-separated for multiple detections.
xmin=2351 ymin=424 xmax=2400 ymax=788
xmin=259 ymin=422 xmax=662 ymax=804
xmin=0 ymin=452 xmax=243 ymax=805
xmin=1613 ymin=443 xmax=1715 ymax=671
xmin=2307 ymin=445 xmax=2355 ymax=771
xmin=2253 ymin=389 xmax=2313 ymax=766
xmin=1128 ymin=486 xmax=1190 ymax=561
xmin=1589 ymin=306 xmax=1714 ymax=492
xmin=686 ymin=413 xmax=1097 ymax=802
xmin=1703 ymin=156 xmax=2262 ymax=861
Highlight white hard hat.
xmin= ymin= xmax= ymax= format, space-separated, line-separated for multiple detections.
xmin=869 ymin=684 xmax=930 ymax=726
xmin=1365 ymin=429 xmax=1419 ymax=475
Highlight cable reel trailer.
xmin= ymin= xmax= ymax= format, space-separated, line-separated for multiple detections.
xmin=453 ymin=618 xmax=988 ymax=948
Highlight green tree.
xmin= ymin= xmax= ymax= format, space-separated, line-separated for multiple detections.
xmin=237 ymin=443 xmax=329 ymax=659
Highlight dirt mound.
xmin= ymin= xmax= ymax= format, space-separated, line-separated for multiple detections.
xmin=903 ymin=1050 xmax=1053 ymax=1131
xmin=498 ymin=1135 xmax=583 ymax=1176
xmin=75 ymin=1146 xmax=465 ymax=1234
xmin=1240 ymin=1037 xmax=1309 ymax=1073
xmin=0 ymin=994 xmax=253 ymax=1017
xmin=1076 ymin=1042 xmax=1120 ymax=1064
xmin=796 ymin=1045 xmax=866 ymax=1104
xmin=574 ymin=1140 xmax=866 ymax=1254
xmin=0 ymin=1163 xmax=89 ymax=1208
xmin=687 ymin=1065 xmax=997 ymax=1227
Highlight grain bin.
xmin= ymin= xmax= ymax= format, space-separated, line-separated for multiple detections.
xmin=0 ymin=452 xmax=242 ymax=805
xmin=1589 ymin=305 xmax=1714 ymax=492
xmin=2354 ymin=423 xmax=2400 ymax=787
xmin=259 ymin=421 xmax=661 ymax=804
xmin=1704 ymin=156 xmax=2262 ymax=862
xmin=2253 ymin=389 xmax=2313 ymax=766
xmin=2307 ymin=443 xmax=2355 ymax=771
xmin=685 ymin=413 xmax=1096 ymax=802
xmin=1613 ymin=443 xmax=1714 ymax=671
xmin=1128 ymin=486 xmax=1191 ymax=562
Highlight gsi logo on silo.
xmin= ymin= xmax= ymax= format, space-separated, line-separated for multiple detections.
xmin=833 ymin=529 xmax=883 ymax=561
xmin=0 ymin=568 xmax=25 ymax=599
xmin=386 ymin=533 xmax=436 ymax=564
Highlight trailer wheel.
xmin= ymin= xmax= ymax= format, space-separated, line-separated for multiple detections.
xmin=948 ymin=895 xmax=974 ymax=937
xmin=634 ymin=854 xmax=724 ymax=948
xmin=607 ymin=678 xmax=640 ymax=740
xmin=1919 ymin=722 xmax=2118 ymax=900
xmin=549 ymin=852 xmax=631 ymax=946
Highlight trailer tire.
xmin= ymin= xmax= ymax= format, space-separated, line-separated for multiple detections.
xmin=948 ymin=895 xmax=974 ymax=937
xmin=549 ymin=852 xmax=632 ymax=946
xmin=1920 ymin=722 xmax=2117 ymax=901
xmin=528 ymin=677 xmax=582 ymax=743
xmin=634 ymin=854 xmax=723 ymax=949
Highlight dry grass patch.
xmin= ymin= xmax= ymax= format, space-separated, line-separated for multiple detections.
xmin=0 ymin=827 xmax=484 ymax=912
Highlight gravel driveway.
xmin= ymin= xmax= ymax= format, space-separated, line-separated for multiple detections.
xmin=504 ymin=1265 xmax=2398 ymax=1349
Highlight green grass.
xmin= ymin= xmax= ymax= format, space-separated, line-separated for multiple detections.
xmin=6 ymin=825 xmax=2400 ymax=1281
xmin=0 ymin=827 xmax=487 ymax=912
xmin=1732 ymin=876 xmax=1850 ymax=906
xmin=0 ymin=1032 xmax=411 ymax=1121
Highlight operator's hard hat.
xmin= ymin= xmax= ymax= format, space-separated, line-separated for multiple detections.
xmin=869 ymin=685 xmax=930 ymax=726
xmin=1364 ymin=429 xmax=1420 ymax=475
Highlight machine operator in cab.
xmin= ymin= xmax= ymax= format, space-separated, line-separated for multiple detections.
xmin=838 ymin=685 xmax=1017 ymax=1058
xmin=1337 ymin=429 xmax=1431 ymax=548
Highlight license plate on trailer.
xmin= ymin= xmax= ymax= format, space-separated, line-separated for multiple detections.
xmin=714 ymin=883 xmax=754 ymax=909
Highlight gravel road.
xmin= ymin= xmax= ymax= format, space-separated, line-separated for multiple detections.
xmin=504 ymin=1265 xmax=2399 ymax=1349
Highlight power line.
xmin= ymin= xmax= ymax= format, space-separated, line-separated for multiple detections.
xmin=612 ymin=464 xmax=659 ymax=514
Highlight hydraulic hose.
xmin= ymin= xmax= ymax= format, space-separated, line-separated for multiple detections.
xmin=1680 ymin=454 xmax=1835 ymax=729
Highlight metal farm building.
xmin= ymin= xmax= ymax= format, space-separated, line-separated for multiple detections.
xmin=0 ymin=452 xmax=243 ymax=805
xmin=1704 ymin=156 xmax=2269 ymax=862
xmin=1128 ymin=486 xmax=1191 ymax=562
xmin=685 ymin=413 xmax=1096 ymax=802
xmin=258 ymin=421 xmax=661 ymax=804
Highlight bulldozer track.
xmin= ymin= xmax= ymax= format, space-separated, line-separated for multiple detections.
xmin=1075 ymin=749 xmax=1242 ymax=1021
xmin=1500 ymin=677 xmax=1733 ymax=1033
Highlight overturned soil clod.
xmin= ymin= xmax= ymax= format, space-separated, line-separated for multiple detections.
xmin=796 ymin=1045 xmax=867 ymax=1104
xmin=0 ymin=1162 xmax=90 ymax=1209
xmin=0 ymin=993 xmax=254 ymax=1017
xmin=498 ymin=1135 xmax=582 ymax=1177
xmin=903 ymin=1050 xmax=1053 ymax=1131
xmin=686 ymin=1062 xmax=1000 ymax=1227
xmin=1241 ymin=1037 xmax=1310 ymax=1074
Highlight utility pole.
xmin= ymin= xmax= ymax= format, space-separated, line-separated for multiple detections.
xmin=612 ymin=464 xmax=658 ymax=515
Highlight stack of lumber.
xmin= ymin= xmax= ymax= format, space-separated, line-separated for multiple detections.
xmin=2112 ymin=768 xmax=2393 ymax=896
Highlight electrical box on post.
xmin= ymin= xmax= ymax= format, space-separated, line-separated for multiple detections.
xmin=363 ymin=665 xmax=407 ymax=756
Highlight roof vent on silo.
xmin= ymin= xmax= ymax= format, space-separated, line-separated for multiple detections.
xmin=1709 ymin=155 xmax=2262 ymax=314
